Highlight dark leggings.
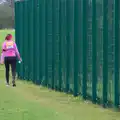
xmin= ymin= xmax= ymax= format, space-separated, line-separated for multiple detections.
xmin=4 ymin=57 xmax=17 ymax=84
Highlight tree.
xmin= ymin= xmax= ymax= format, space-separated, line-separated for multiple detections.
xmin=0 ymin=0 xmax=13 ymax=29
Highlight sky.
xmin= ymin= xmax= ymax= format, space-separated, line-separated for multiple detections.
xmin=0 ymin=0 xmax=7 ymax=5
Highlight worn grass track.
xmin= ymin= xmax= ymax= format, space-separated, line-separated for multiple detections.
xmin=0 ymin=30 xmax=120 ymax=120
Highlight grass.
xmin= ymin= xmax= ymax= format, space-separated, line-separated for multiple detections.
xmin=0 ymin=29 xmax=120 ymax=120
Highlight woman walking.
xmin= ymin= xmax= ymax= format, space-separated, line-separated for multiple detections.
xmin=0 ymin=34 xmax=22 ymax=87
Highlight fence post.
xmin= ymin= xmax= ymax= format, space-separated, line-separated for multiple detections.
xmin=25 ymin=1 xmax=29 ymax=80
xmin=14 ymin=1 xmax=20 ymax=78
xmin=35 ymin=0 xmax=40 ymax=84
xmin=59 ymin=0 xmax=66 ymax=92
xmin=82 ymin=0 xmax=87 ymax=99
xmin=52 ymin=0 xmax=56 ymax=89
xmin=45 ymin=0 xmax=48 ymax=86
xmin=59 ymin=0 xmax=62 ymax=91
xmin=27 ymin=0 xmax=31 ymax=81
xmin=29 ymin=0 xmax=34 ymax=81
xmin=103 ymin=0 xmax=108 ymax=106
xmin=65 ymin=0 xmax=70 ymax=93
xmin=114 ymin=0 xmax=119 ymax=108
xmin=92 ymin=0 xmax=97 ymax=103
xmin=33 ymin=0 xmax=36 ymax=83
xmin=23 ymin=1 xmax=28 ymax=80
xmin=20 ymin=1 xmax=24 ymax=79
xmin=31 ymin=0 xmax=34 ymax=81
xmin=40 ymin=0 xmax=46 ymax=86
xmin=74 ymin=0 xmax=79 ymax=97
xmin=22 ymin=1 xmax=25 ymax=80
xmin=39 ymin=0 xmax=42 ymax=84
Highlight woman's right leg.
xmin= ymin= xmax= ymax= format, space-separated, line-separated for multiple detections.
xmin=11 ymin=57 xmax=17 ymax=86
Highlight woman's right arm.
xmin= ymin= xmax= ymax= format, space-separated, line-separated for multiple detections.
xmin=14 ymin=42 xmax=22 ymax=61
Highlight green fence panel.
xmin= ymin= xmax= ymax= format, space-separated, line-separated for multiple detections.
xmin=21 ymin=1 xmax=25 ymax=80
xmin=45 ymin=0 xmax=48 ymax=86
xmin=53 ymin=0 xmax=60 ymax=90
xmin=33 ymin=0 xmax=39 ymax=84
xmin=74 ymin=0 xmax=83 ymax=95
xmin=27 ymin=0 xmax=31 ymax=81
xmin=15 ymin=1 xmax=20 ymax=78
xmin=31 ymin=0 xmax=34 ymax=82
xmin=107 ymin=0 xmax=114 ymax=105
xmin=114 ymin=0 xmax=119 ymax=107
xmin=86 ymin=1 xmax=92 ymax=97
xmin=23 ymin=1 xmax=27 ymax=80
xmin=59 ymin=0 xmax=67 ymax=92
xmin=32 ymin=0 xmax=35 ymax=83
xmin=46 ymin=0 xmax=53 ymax=88
xmin=38 ymin=0 xmax=42 ymax=84
xmin=67 ymin=0 xmax=74 ymax=93
xmin=57 ymin=0 xmax=60 ymax=90
xmin=32 ymin=0 xmax=36 ymax=83
xmin=82 ymin=0 xmax=87 ymax=99
xmin=14 ymin=0 xmax=120 ymax=109
xmin=65 ymin=0 xmax=69 ymax=93
xmin=52 ymin=0 xmax=57 ymax=90
xmin=19 ymin=1 xmax=24 ymax=79
xmin=40 ymin=0 xmax=46 ymax=86
xmin=22 ymin=1 xmax=25 ymax=80
xmin=96 ymin=1 xmax=103 ymax=103
xmin=29 ymin=0 xmax=34 ymax=81
xmin=24 ymin=0 xmax=29 ymax=80
xmin=103 ymin=0 xmax=108 ymax=106
xmin=58 ymin=0 xmax=62 ymax=91
xmin=92 ymin=0 xmax=97 ymax=103
xmin=66 ymin=0 xmax=70 ymax=93
xmin=74 ymin=0 xmax=82 ymax=96
xmin=36 ymin=0 xmax=40 ymax=85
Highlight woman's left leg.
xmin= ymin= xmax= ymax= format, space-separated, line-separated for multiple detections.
xmin=4 ymin=57 xmax=10 ymax=85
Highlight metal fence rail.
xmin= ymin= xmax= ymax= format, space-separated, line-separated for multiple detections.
xmin=14 ymin=0 xmax=120 ymax=108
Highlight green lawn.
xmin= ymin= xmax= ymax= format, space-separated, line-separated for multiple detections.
xmin=0 ymin=29 xmax=120 ymax=120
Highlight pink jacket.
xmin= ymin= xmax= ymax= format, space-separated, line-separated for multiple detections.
xmin=0 ymin=40 xmax=21 ymax=63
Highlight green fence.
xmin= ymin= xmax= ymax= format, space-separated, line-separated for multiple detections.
xmin=14 ymin=0 xmax=120 ymax=108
